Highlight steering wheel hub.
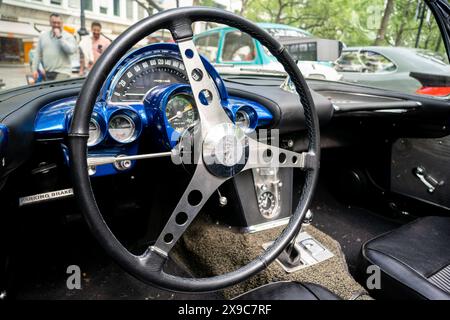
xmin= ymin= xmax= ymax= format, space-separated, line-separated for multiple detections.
xmin=202 ymin=123 xmax=249 ymax=177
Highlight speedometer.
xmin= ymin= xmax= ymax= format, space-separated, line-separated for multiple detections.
xmin=111 ymin=57 xmax=188 ymax=103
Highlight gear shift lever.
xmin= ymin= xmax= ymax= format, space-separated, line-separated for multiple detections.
xmin=277 ymin=210 xmax=314 ymax=268
xmin=278 ymin=228 xmax=303 ymax=267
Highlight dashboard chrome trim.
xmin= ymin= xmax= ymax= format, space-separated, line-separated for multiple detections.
xmin=102 ymin=43 xmax=229 ymax=104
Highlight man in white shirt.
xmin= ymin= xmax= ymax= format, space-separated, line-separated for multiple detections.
xmin=32 ymin=13 xmax=77 ymax=81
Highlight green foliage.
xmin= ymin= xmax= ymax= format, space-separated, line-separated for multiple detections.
xmin=242 ymin=0 xmax=446 ymax=56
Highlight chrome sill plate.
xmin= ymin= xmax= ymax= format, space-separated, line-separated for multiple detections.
xmin=263 ymin=231 xmax=334 ymax=273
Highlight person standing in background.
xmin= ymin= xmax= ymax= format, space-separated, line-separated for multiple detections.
xmin=32 ymin=13 xmax=77 ymax=81
xmin=79 ymin=21 xmax=111 ymax=75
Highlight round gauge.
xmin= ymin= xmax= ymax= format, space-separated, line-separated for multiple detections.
xmin=258 ymin=191 xmax=278 ymax=219
xmin=111 ymin=57 xmax=188 ymax=103
xmin=87 ymin=119 xmax=102 ymax=147
xmin=165 ymin=93 xmax=199 ymax=133
xmin=235 ymin=110 xmax=251 ymax=132
xmin=108 ymin=114 xmax=136 ymax=143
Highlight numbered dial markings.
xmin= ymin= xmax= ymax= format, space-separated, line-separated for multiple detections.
xmin=165 ymin=93 xmax=199 ymax=133
xmin=111 ymin=57 xmax=188 ymax=103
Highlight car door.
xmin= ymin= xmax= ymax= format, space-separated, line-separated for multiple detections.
xmin=336 ymin=49 xmax=405 ymax=88
xmin=194 ymin=31 xmax=220 ymax=63
xmin=218 ymin=30 xmax=260 ymax=65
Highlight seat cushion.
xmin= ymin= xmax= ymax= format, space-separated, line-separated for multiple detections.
xmin=361 ymin=216 xmax=450 ymax=299
xmin=234 ymin=282 xmax=340 ymax=300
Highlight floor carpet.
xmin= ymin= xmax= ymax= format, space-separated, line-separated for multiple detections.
xmin=174 ymin=214 xmax=370 ymax=300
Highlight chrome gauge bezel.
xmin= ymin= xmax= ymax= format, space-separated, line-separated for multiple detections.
xmin=108 ymin=113 xmax=138 ymax=144
xmin=87 ymin=118 xmax=102 ymax=147
xmin=235 ymin=106 xmax=257 ymax=133
xmin=165 ymin=92 xmax=199 ymax=134
xmin=235 ymin=110 xmax=251 ymax=132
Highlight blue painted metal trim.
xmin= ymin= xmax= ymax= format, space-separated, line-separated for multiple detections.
xmin=34 ymin=43 xmax=274 ymax=176
xmin=144 ymin=83 xmax=273 ymax=149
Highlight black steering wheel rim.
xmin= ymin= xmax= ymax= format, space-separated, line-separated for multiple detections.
xmin=68 ymin=7 xmax=320 ymax=293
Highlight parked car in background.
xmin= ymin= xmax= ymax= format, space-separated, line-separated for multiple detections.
xmin=335 ymin=47 xmax=450 ymax=96
xmin=194 ymin=23 xmax=342 ymax=81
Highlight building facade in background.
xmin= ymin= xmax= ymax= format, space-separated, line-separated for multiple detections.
xmin=0 ymin=0 xmax=151 ymax=64
xmin=0 ymin=0 xmax=240 ymax=65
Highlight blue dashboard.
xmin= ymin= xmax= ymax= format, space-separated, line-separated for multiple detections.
xmin=34 ymin=43 xmax=273 ymax=176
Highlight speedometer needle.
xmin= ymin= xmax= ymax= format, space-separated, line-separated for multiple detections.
xmin=168 ymin=105 xmax=193 ymax=121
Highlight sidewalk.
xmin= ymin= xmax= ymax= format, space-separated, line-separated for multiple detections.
xmin=0 ymin=64 xmax=30 ymax=91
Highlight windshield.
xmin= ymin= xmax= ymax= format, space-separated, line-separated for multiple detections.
xmin=1 ymin=0 xmax=449 ymax=98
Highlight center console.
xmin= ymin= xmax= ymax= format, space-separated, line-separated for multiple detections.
xmin=214 ymin=166 xmax=294 ymax=232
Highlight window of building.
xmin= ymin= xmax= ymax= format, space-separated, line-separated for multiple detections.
xmin=68 ymin=0 xmax=79 ymax=8
xmin=113 ymin=0 xmax=121 ymax=16
xmin=50 ymin=0 xmax=62 ymax=5
xmin=100 ymin=6 xmax=108 ymax=14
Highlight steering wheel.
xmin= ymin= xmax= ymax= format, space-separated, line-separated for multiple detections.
xmin=68 ymin=7 xmax=320 ymax=292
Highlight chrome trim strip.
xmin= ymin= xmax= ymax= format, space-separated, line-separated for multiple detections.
xmin=87 ymin=151 xmax=172 ymax=166
xmin=237 ymin=217 xmax=291 ymax=234
xmin=19 ymin=188 xmax=74 ymax=206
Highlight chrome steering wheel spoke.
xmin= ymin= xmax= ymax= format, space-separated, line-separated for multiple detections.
xmin=175 ymin=34 xmax=233 ymax=133
xmin=244 ymin=138 xmax=315 ymax=171
xmin=144 ymin=161 xmax=230 ymax=262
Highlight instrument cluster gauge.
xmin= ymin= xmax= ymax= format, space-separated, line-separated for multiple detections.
xmin=108 ymin=114 xmax=136 ymax=143
xmin=165 ymin=93 xmax=199 ymax=133
xmin=110 ymin=56 xmax=189 ymax=103
xmin=87 ymin=119 xmax=102 ymax=147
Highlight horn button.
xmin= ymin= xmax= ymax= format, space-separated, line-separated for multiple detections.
xmin=203 ymin=123 xmax=249 ymax=178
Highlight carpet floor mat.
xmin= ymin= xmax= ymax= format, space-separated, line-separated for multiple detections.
xmin=174 ymin=214 xmax=371 ymax=300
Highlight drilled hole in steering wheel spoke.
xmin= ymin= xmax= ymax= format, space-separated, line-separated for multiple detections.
xmin=187 ymin=190 xmax=203 ymax=206
xmin=191 ymin=68 xmax=203 ymax=81
xmin=198 ymin=89 xmax=213 ymax=105
xmin=185 ymin=49 xmax=194 ymax=58
xmin=163 ymin=233 xmax=174 ymax=244
xmin=279 ymin=152 xmax=287 ymax=164
xmin=175 ymin=212 xmax=188 ymax=225
xmin=262 ymin=149 xmax=273 ymax=162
